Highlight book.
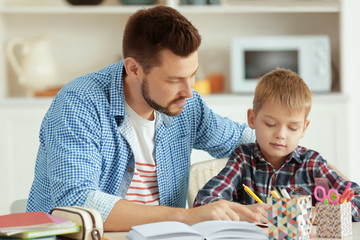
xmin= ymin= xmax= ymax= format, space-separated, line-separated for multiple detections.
xmin=2 ymin=223 xmax=81 ymax=239
xmin=0 ymin=236 xmax=56 ymax=240
xmin=0 ymin=213 xmax=80 ymax=239
xmin=0 ymin=212 xmax=55 ymax=231
xmin=126 ymin=220 xmax=268 ymax=240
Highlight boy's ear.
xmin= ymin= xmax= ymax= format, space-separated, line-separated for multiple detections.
xmin=247 ymin=109 xmax=256 ymax=129
xmin=300 ymin=120 xmax=310 ymax=138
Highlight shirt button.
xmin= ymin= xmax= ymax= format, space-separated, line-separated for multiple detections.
xmin=294 ymin=188 xmax=300 ymax=193
xmin=128 ymin=167 xmax=133 ymax=172
xmin=356 ymin=214 xmax=359 ymax=218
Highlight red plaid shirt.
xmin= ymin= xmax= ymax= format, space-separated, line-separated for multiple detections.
xmin=194 ymin=142 xmax=360 ymax=221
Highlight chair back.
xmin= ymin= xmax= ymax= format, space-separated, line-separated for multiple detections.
xmin=10 ymin=199 xmax=28 ymax=213
xmin=188 ymin=158 xmax=228 ymax=207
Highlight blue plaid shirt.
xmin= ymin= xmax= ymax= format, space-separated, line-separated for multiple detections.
xmin=194 ymin=142 xmax=360 ymax=221
xmin=26 ymin=60 xmax=255 ymax=221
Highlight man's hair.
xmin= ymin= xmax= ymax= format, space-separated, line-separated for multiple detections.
xmin=122 ymin=6 xmax=202 ymax=74
xmin=253 ymin=68 xmax=313 ymax=119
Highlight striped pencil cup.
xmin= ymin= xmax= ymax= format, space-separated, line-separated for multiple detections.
xmin=268 ymin=196 xmax=312 ymax=240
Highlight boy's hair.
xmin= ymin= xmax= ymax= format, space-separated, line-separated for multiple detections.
xmin=122 ymin=6 xmax=202 ymax=74
xmin=253 ymin=68 xmax=313 ymax=119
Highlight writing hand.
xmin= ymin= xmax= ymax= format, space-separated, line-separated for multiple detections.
xmin=185 ymin=200 xmax=268 ymax=225
xmin=238 ymin=203 xmax=269 ymax=224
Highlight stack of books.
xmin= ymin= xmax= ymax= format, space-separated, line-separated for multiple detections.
xmin=0 ymin=212 xmax=80 ymax=239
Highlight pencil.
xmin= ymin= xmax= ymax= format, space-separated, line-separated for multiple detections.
xmin=272 ymin=186 xmax=282 ymax=198
xmin=242 ymin=184 xmax=263 ymax=203
xmin=270 ymin=190 xmax=281 ymax=198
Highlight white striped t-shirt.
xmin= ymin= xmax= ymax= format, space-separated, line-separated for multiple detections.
xmin=124 ymin=102 xmax=159 ymax=205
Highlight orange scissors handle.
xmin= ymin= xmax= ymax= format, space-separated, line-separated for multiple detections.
xmin=339 ymin=189 xmax=355 ymax=204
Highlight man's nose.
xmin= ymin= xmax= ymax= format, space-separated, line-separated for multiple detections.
xmin=181 ymin=78 xmax=194 ymax=98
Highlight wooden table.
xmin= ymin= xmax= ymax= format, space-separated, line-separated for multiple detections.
xmin=104 ymin=222 xmax=360 ymax=240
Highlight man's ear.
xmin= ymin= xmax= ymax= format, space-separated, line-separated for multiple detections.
xmin=301 ymin=120 xmax=310 ymax=138
xmin=247 ymin=109 xmax=256 ymax=129
xmin=123 ymin=57 xmax=141 ymax=78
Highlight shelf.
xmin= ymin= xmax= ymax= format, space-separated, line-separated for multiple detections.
xmin=0 ymin=97 xmax=53 ymax=107
xmin=0 ymin=0 xmax=342 ymax=99
xmin=0 ymin=0 xmax=341 ymax=14
xmin=0 ymin=93 xmax=347 ymax=107
xmin=201 ymin=92 xmax=347 ymax=104
xmin=181 ymin=1 xmax=340 ymax=14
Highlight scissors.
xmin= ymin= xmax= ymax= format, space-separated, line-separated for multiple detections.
xmin=314 ymin=186 xmax=340 ymax=204
xmin=339 ymin=182 xmax=355 ymax=204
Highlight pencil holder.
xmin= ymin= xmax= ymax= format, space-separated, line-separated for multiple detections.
xmin=267 ymin=196 xmax=312 ymax=240
xmin=315 ymin=202 xmax=352 ymax=238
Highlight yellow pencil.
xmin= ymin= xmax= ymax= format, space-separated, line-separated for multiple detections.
xmin=270 ymin=190 xmax=281 ymax=199
xmin=242 ymin=184 xmax=263 ymax=203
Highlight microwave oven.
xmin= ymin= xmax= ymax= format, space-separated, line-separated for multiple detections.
xmin=230 ymin=35 xmax=331 ymax=93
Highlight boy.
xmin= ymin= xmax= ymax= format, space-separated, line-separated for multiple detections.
xmin=194 ymin=68 xmax=360 ymax=221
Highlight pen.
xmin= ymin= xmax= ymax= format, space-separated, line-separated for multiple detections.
xmin=274 ymin=186 xmax=284 ymax=198
xmin=280 ymin=188 xmax=291 ymax=199
xmin=242 ymin=184 xmax=263 ymax=203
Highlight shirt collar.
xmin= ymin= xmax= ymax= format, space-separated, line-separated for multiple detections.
xmin=157 ymin=112 xmax=173 ymax=127
xmin=109 ymin=60 xmax=126 ymax=119
xmin=291 ymin=146 xmax=305 ymax=164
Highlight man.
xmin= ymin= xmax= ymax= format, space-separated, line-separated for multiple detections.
xmin=27 ymin=6 xmax=268 ymax=231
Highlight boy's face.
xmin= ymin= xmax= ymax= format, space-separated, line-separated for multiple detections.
xmin=247 ymin=100 xmax=310 ymax=169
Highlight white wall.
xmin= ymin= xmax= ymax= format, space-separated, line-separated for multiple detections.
xmin=342 ymin=0 xmax=360 ymax=184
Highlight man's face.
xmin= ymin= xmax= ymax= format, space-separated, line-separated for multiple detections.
xmin=248 ymin=100 xmax=309 ymax=167
xmin=140 ymin=49 xmax=198 ymax=116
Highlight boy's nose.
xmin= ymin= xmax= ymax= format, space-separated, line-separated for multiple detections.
xmin=275 ymin=127 xmax=286 ymax=139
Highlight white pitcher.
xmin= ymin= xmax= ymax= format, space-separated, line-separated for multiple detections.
xmin=6 ymin=35 xmax=59 ymax=94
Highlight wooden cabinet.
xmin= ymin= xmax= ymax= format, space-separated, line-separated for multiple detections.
xmin=0 ymin=0 xmax=342 ymax=97
xmin=0 ymin=94 xmax=348 ymax=215
xmin=0 ymin=99 xmax=51 ymax=215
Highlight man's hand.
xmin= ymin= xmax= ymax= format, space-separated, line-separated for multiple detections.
xmin=183 ymin=200 xmax=268 ymax=225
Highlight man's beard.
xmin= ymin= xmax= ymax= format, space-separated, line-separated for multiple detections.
xmin=141 ymin=77 xmax=186 ymax=117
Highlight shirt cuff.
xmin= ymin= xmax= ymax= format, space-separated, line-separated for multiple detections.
xmin=83 ymin=190 xmax=121 ymax=221
xmin=240 ymin=126 xmax=256 ymax=144
xmin=194 ymin=196 xmax=222 ymax=207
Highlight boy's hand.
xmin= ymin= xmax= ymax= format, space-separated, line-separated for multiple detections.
xmin=238 ymin=203 xmax=269 ymax=224
xmin=184 ymin=200 xmax=268 ymax=225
